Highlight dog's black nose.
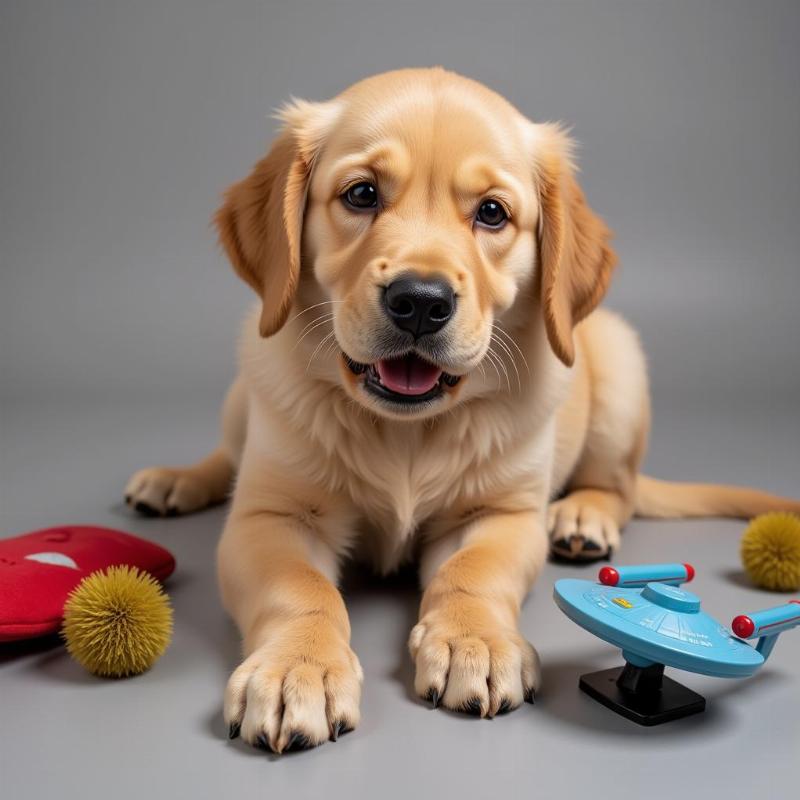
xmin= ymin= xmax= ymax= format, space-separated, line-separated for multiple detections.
xmin=383 ymin=275 xmax=455 ymax=338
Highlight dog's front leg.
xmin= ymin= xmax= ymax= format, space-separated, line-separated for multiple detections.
xmin=217 ymin=472 xmax=361 ymax=753
xmin=410 ymin=509 xmax=548 ymax=717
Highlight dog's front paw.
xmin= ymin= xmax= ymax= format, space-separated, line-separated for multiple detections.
xmin=225 ymin=621 xmax=362 ymax=754
xmin=409 ymin=601 xmax=540 ymax=717
xmin=547 ymin=497 xmax=621 ymax=561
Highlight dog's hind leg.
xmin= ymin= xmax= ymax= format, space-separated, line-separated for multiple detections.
xmin=124 ymin=375 xmax=246 ymax=516
xmin=548 ymin=310 xmax=650 ymax=561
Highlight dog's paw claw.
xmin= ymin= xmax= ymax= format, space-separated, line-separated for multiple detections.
xmin=284 ymin=731 xmax=313 ymax=753
xmin=426 ymin=688 xmax=440 ymax=709
xmin=496 ymin=698 xmax=513 ymax=715
xmin=133 ymin=500 xmax=161 ymax=517
xmin=330 ymin=719 xmax=353 ymax=742
xmin=582 ymin=538 xmax=602 ymax=552
xmin=524 ymin=687 xmax=536 ymax=704
xmin=462 ymin=697 xmax=483 ymax=716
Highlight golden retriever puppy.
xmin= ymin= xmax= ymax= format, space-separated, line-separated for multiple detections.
xmin=125 ymin=68 xmax=800 ymax=753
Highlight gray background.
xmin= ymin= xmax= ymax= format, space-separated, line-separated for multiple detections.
xmin=1 ymin=1 xmax=798 ymax=799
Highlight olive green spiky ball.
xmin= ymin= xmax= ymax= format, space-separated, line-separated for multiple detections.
xmin=62 ymin=566 xmax=173 ymax=677
xmin=740 ymin=512 xmax=800 ymax=592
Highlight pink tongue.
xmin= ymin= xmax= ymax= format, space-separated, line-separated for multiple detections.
xmin=376 ymin=356 xmax=443 ymax=395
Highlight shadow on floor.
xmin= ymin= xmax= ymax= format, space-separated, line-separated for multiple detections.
xmin=536 ymin=649 xmax=791 ymax=739
xmin=0 ymin=634 xmax=63 ymax=665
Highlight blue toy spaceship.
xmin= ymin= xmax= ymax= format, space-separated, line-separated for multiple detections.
xmin=553 ymin=563 xmax=800 ymax=725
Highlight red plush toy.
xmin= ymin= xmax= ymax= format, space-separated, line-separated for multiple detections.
xmin=0 ymin=526 xmax=175 ymax=642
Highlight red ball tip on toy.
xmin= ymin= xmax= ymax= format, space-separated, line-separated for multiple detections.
xmin=731 ymin=615 xmax=755 ymax=639
xmin=598 ymin=566 xmax=619 ymax=586
xmin=683 ymin=563 xmax=695 ymax=582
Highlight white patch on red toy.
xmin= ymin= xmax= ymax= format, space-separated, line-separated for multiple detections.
xmin=24 ymin=552 xmax=80 ymax=569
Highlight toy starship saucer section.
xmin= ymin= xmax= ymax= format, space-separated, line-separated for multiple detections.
xmin=553 ymin=563 xmax=800 ymax=725
xmin=554 ymin=578 xmax=764 ymax=678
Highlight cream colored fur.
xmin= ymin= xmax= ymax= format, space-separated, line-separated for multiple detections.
xmin=125 ymin=68 xmax=800 ymax=753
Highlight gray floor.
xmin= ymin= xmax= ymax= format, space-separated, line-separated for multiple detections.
xmin=1 ymin=397 xmax=798 ymax=800
xmin=3 ymin=2 xmax=799 ymax=797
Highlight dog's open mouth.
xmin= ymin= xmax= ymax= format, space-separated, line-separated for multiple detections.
xmin=344 ymin=353 xmax=461 ymax=404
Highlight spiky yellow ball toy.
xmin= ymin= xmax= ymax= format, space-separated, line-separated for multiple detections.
xmin=62 ymin=565 xmax=173 ymax=677
xmin=740 ymin=512 xmax=800 ymax=592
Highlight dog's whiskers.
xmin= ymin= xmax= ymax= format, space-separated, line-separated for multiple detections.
xmin=493 ymin=349 xmax=512 ymax=393
xmin=292 ymin=313 xmax=336 ymax=351
xmin=490 ymin=333 xmax=522 ymax=393
xmin=486 ymin=347 xmax=511 ymax=392
xmin=285 ymin=300 xmax=344 ymax=328
xmin=322 ymin=335 xmax=340 ymax=362
xmin=492 ymin=323 xmax=530 ymax=376
xmin=296 ymin=311 xmax=335 ymax=337
xmin=306 ymin=330 xmax=338 ymax=373
xmin=483 ymin=349 xmax=508 ymax=392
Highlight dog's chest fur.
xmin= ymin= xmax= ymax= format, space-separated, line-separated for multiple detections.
xmin=329 ymin=407 xmax=550 ymax=571
xmin=251 ymin=379 xmax=552 ymax=572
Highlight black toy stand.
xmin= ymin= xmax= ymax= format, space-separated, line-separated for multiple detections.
xmin=579 ymin=661 xmax=706 ymax=726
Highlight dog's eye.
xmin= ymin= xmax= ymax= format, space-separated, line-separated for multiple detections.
xmin=342 ymin=181 xmax=378 ymax=210
xmin=475 ymin=199 xmax=508 ymax=229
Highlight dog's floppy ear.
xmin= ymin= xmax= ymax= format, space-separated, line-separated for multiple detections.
xmin=214 ymin=99 xmax=340 ymax=337
xmin=534 ymin=125 xmax=617 ymax=366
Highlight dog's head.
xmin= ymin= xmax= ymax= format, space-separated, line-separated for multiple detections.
xmin=216 ymin=69 xmax=615 ymax=420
